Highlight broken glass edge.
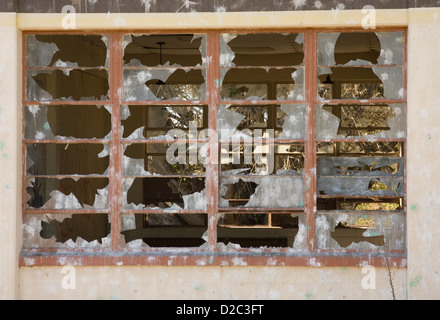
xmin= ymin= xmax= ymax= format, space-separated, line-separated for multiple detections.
xmin=315 ymin=103 xmax=406 ymax=140
xmin=315 ymin=212 xmax=406 ymax=250
xmin=122 ymin=177 xmax=207 ymax=211
xmin=25 ymin=177 xmax=110 ymax=210
xmin=219 ymin=175 xmax=305 ymax=208
xmin=215 ymin=213 xmax=307 ymax=250
xmin=219 ymin=32 xmax=305 ymax=67
xmin=317 ymin=31 xmax=404 ymax=66
xmin=22 ymin=213 xmax=111 ymax=249
xmin=26 ymin=34 xmax=110 ymax=68
xmin=24 ymin=104 xmax=112 ymax=140
xmin=122 ymin=68 xmax=206 ymax=102
xmin=218 ymin=104 xmax=307 ymax=140
xmin=123 ymin=33 xmax=207 ymax=68
xmin=26 ymin=69 xmax=110 ymax=102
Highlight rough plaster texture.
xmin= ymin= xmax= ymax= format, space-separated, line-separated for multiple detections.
xmin=0 ymin=8 xmax=439 ymax=299
xmin=0 ymin=13 xmax=21 ymax=300
xmin=19 ymin=266 xmax=405 ymax=300
xmin=407 ymin=8 xmax=440 ymax=299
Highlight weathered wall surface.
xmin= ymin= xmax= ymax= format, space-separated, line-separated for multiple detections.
xmin=407 ymin=8 xmax=440 ymax=299
xmin=0 ymin=13 xmax=20 ymax=300
xmin=19 ymin=266 xmax=405 ymax=300
xmin=0 ymin=5 xmax=439 ymax=299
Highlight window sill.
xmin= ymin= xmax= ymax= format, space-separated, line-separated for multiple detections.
xmin=19 ymin=249 xmax=407 ymax=268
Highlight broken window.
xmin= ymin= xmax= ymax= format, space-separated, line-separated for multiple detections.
xmin=22 ymin=30 xmax=406 ymax=265
xmin=23 ymin=34 xmax=111 ymax=248
xmin=123 ymin=34 xmax=206 ymax=101
xmin=220 ymin=33 xmax=304 ymax=101
xmin=217 ymin=213 xmax=305 ymax=248
xmin=26 ymin=34 xmax=110 ymax=101
xmin=315 ymin=31 xmax=406 ymax=251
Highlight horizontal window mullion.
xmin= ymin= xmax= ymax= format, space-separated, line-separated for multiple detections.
xmin=121 ymin=100 xmax=208 ymax=105
xmin=120 ymin=209 xmax=206 ymax=214
xmin=23 ymin=139 xmax=110 ymax=144
xmin=23 ymin=209 xmax=110 ymax=214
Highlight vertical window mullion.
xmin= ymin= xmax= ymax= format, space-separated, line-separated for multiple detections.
xmin=304 ymin=30 xmax=318 ymax=252
xmin=110 ymin=31 xmax=124 ymax=250
xmin=206 ymin=32 xmax=220 ymax=251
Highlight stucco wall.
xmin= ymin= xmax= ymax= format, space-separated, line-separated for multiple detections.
xmin=18 ymin=266 xmax=405 ymax=300
xmin=407 ymin=8 xmax=440 ymax=299
xmin=0 ymin=7 xmax=439 ymax=299
xmin=0 ymin=13 xmax=20 ymax=300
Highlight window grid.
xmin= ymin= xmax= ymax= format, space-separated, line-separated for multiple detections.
xmin=20 ymin=29 xmax=407 ymax=266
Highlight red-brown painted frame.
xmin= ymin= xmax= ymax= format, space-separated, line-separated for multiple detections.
xmin=19 ymin=28 xmax=408 ymax=268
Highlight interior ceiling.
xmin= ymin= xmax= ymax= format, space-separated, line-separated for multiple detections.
xmin=334 ymin=32 xmax=381 ymax=54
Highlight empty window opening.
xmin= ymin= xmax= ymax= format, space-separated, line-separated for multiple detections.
xmin=121 ymin=213 xmax=207 ymax=248
xmin=331 ymin=219 xmax=385 ymax=248
xmin=40 ymin=214 xmax=110 ymax=244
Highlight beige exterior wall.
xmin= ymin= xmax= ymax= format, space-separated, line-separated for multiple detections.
xmin=407 ymin=8 xmax=440 ymax=300
xmin=0 ymin=13 xmax=21 ymax=300
xmin=1 ymin=8 xmax=439 ymax=299
xmin=19 ymin=266 xmax=405 ymax=300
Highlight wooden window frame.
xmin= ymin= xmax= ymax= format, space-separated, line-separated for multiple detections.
xmin=20 ymin=28 xmax=407 ymax=267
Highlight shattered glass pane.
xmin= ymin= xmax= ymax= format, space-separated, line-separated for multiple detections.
xmin=221 ymin=143 xmax=304 ymax=176
xmin=121 ymin=105 xmax=206 ymax=139
xmin=123 ymin=34 xmax=206 ymax=102
xmin=24 ymin=105 xmax=111 ymax=140
xmin=123 ymin=69 xmax=205 ymax=101
xmin=27 ymin=69 xmax=110 ymax=101
xmin=27 ymin=34 xmax=109 ymax=68
xmin=123 ymin=143 xmax=206 ymax=176
xmin=317 ymin=67 xmax=404 ymax=100
xmin=315 ymin=103 xmax=406 ymax=139
xmin=316 ymin=213 xmax=406 ymax=250
xmin=221 ymin=68 xmax=304 ymax=101
xmin=218 ymin=104 xmax=306 ymax=140
xmin=338 ymin=141 xmax=402 ymax=155
xmin=26 ymin=34 xmax=110 ymax=102
xmin=318 ymin=198 xmax=402 ymax=211
xmin=25 ymin=177 xmax=109 ymax=209
xmin=22 ymin=213 xmax=111 ymax=248
xmin=317 ymin=32 xmax=404 ymax=66
xmin=120 ymin=213 xmax=207 ymax=247
xmin=124 ymin=177 xmax=206 ymax=210
xmin=276 ymin=104 xmax=306 ymax=139
xmin=217 ymin=213 xmax=305 ymax=248
xmin=26 ymin=143 xmax=109 ymax=175
xmin=221 ymin=83 xmax=268 ymax=100
xmin=220 ymin=33 xmax=304 ymax=67
xmin=317 ymin=155 xmax=404 ymax=197
xmin=220 ymin=176 xmax=304 ymax=208
xmin=123 ymin=34 xmax=206 ymax=67
xmin=220 ymin=33 xmax=304 ymax=101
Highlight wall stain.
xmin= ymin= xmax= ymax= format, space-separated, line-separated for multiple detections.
xmin=410 ymin=275 xmax=421 ymax=288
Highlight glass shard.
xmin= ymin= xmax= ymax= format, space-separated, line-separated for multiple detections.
xmin=124 ymin=177 xmax=205 ymax=210
xmin=315 ymin=103 xmax=406 ymax=139
xmin=26 ymin=177 xmax=109 ymax=209
xmin=123 ymin=34 xmax=205 ymax=67
xmin=27 ymin=34 xmax=109 ymax=68
xmin=22 ymin=213 xmax=111 ymax=248
xmin=27 ymin=69 xmax=110 ymax=101
xmin=316 ymin=213 xmax=405 ymax=250
xmin=220 ymin=176 xmax=304 ymax=208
